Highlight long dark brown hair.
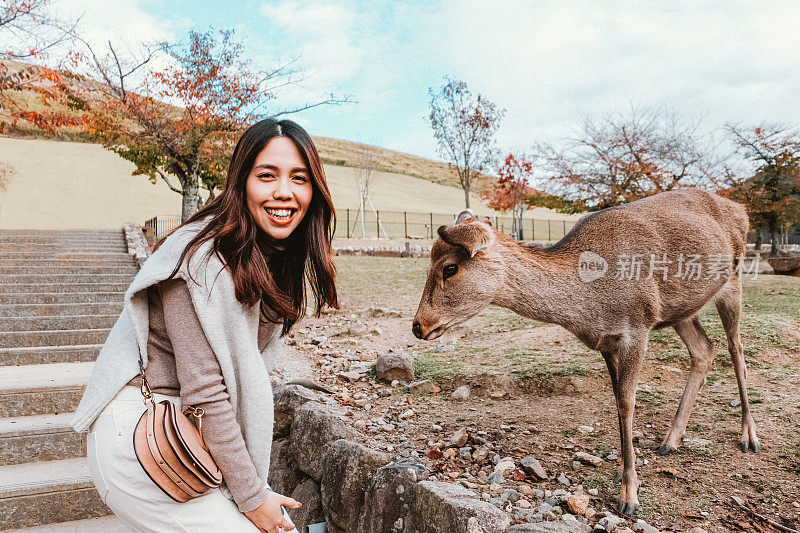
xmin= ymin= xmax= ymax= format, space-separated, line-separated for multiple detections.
xmin=155 ymin=119 xmax=339 ymax=334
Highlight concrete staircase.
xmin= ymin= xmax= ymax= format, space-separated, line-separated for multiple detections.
xmin=0 ymin=230 xmax=137 ymax=531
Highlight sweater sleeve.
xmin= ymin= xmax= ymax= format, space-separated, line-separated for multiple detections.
xmin=157 ymin=278 xmax=270 ymax=513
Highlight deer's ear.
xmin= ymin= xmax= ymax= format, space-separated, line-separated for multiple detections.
xmin=455 ymin=210 xmax=475 ymax=224
xmin=437 ymin=221 xmax=495 ymax=257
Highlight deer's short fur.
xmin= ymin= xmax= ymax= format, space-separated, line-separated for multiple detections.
xmin=412 ymin=188 xmax=759 ymax=516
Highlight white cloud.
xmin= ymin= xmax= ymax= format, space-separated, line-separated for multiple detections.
xmin=410 ymin=1 xmax=800 ymax=154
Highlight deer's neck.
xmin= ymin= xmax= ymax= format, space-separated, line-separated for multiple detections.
xmin=492 ymin=242 xmax=587 ymax=329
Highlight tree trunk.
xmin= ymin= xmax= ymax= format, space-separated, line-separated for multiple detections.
xmin=515 ymin=204 xmax=524 ymax=241
xmin=182 ymin=175 xmax=201 ymax=221
xmin=754 ymin=232 xmax=762 ymax=251
xmin=769 ymin=220 xmax=780 ymax=257
xmin=462 ymin=169 xmax=471 ymax=210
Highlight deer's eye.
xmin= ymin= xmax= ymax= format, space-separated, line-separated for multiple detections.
xmin=443 ymin=264 xmax=459 ymax=280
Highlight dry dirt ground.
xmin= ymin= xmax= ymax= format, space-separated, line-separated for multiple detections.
xmin=284 ymin=256 xmax=800 ymax=532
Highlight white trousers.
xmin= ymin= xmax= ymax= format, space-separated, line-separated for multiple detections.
xmin=86 ymin=385 xmax=260 ymax=532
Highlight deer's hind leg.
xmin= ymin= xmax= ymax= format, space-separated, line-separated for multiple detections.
xmin=658 ymin=315 xmax=715 ymax=455
xmin=715 ymin=281 xmax=760 ymax=452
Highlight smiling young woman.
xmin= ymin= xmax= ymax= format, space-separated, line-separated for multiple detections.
xmin=72 ymin=119 xmax=339 ymax=532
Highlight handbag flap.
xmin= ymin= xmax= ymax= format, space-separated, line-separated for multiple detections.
xmin=164 ymin=401 xmax=222 ymax=485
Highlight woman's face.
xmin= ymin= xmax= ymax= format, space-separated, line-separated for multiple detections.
xmin=245 ymin=136 xmax=314 ymax=241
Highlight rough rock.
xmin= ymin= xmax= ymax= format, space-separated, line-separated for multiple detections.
xmin=520 ymin=456 xmax=548 ymax=480
xmin=289 ymin=403 xmax=352 ymax=480
xmin=364 ymin=307 xmax=402 ymax=318
xmin=450 ymin=428 xmax=469 ymax=447
xmin=356 ymin=461 xmax=427 ymax=533
xmin=575 ymin=451 xmax=603 ymax=466
xmin=413 ymin=481 xmax=511 ymax=533
xmin=505 ymin=522 xmax=592 ymax=532
xmin=288 ymin=477 xmax=325 ymax=532
xmin=347 ymin=321 xmax=368 ymax=336
xmin=599 ymin=514 xmax=627 ymax=531
xmin=320 ymin=439 xmax=392 ymax=532
xmin=451 ymin=385 xmax=471 ymax=400
xmin=273 ymin=384 xmax=319 ymax=437
xmin=376 ymin=351 xmax=415 ymax=382
xmin=408 ymin=379 xmax=437 ymax=394
xmin=567 ymin=494 xmax=591 ymax=516
xmin=633 ymin=519 xmax=660 ymax=533
xmin=267 ymin=438 xmax=304 ymax=496
xmin=489 ymin=458 xmax=517 ymax=484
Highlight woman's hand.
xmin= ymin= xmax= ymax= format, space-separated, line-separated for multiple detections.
xmin=244 ymin=491 xmax=301 ymax=533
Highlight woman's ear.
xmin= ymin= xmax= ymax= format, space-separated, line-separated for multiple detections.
xmin=437 ymin=221 xmax=495 ymax=257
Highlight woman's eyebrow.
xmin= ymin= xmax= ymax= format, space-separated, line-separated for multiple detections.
xmin=253 ymin=164 xmax=309 ymax=172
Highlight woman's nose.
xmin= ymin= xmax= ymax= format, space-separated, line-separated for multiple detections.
xmin=273 ymin=178 xmax=292 ymax=200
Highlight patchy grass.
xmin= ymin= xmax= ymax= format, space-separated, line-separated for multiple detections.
xmin=637 ymin=388 xmax=665 ymax=408
xmin=414 ymin=350 xmax=465 ymax=383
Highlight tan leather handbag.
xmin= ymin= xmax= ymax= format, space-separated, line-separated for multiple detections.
xmin=133 ymin=358 xmax=223 ymax=502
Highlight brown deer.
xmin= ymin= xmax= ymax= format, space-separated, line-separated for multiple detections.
xmin=412 ymin=188 xmax=760 ymax=516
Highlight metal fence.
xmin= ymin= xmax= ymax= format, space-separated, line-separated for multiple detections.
xmin=339 ymin=208 xmax=578 ymax=241
xmin=144 ymin=211 xmax=578 ymax=242
xmin=144 ymin=216 xmax=182 ymax=240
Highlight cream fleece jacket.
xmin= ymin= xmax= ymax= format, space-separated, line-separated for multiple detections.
xmin=70 ymin=216 xmax=283 ymax=503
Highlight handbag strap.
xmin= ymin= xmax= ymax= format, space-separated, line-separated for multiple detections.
xmin=138 ymin=343 xmax=211 ymax=451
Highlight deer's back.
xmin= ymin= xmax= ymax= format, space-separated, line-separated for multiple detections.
xmin=555 ymin=188 xmax=748 ymax=256
xmin=548 ymin=189 xmax=748 ymax=330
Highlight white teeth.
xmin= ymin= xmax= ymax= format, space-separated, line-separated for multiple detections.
xmin=265 ymin=208 xmax=293 ymax=219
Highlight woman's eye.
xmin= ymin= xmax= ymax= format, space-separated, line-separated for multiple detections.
xmin=258 ymin=173 xmax=276 ymax=180
xmin=443 ymin=264 xmax=459 ymax=280
xmin=292 ymin=174 xmax=309 ymax=182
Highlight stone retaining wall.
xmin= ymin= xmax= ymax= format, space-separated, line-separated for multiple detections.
xmin=123 ymin=223 xmax=152 ymax=266
xmin=270 ymin=384 xmax=512 ymax=533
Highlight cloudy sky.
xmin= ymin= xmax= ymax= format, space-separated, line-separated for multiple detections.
xmin=56 ymin=0 xmax=800 ymax=160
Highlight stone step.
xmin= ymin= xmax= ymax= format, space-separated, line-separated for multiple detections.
xmin=0 ymin=243 xmax=127 ymax=250
xmin=0 ymin=283 xmax=129 ymax=294
xmin=0 ymin=302 xmax=123 ymax=319
xmin=0 ymin=274 xmax=133 ymax=285
xmin=0 ymin=316 xmax=118 ymax=332
xmin=0 ymin=265 xmax=138 ymax=276
xmin=0 ymin=413 xmax=84 ymax=466
xmin=0 ymin=345 xmax=101 ymax=366
xmin=0 ymin=230 xmax=122 ymax=236
xmin=0 ymin=253 xmax=131 ymax=261
xmin=0 ymin=258 xmax=135 ymax=268
xmin=0 ymin=292 xmax=124 ymax=306
xmin=6 ymin=515 xmax=131 ymax=532
xmin=0 ymin=238 xmax=124 ymax=246
xmin=0 ymin=458 xmax=110 ymax=530
xmin=0 ymin=362 xmax=92 ymax=418
xmin=0 ymin=329 xmax=111 ymax=349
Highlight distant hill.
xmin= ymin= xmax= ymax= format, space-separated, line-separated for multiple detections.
xmin=1 ymin=59 xmax=465 ymax=189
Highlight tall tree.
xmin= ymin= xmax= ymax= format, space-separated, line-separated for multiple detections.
xmin=1 ymin=0 xmax=79 ymax=191
xmin=428 ymin=76 xmax=504 ymax=209
xmin=481 ymin=153 xmax=537 ymax=240
xmin=67 ymin=29 xmax=349 ymax=219
xmin=353 ymin=142 xmax=376 ymax=238
xmin=531 ymin=107 xmax=717 ymax=212
xmin=721 ymin=124 xmax=800 ymax=256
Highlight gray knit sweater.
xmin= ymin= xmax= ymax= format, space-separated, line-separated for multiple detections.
xmin=70 ymin=216 xmax=283 ymax=504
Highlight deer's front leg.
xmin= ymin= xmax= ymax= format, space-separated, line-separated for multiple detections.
xmin=604 ymin=336 xmax=647 ymax=516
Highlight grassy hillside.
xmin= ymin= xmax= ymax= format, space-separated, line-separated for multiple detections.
xmin=0 ymin=136 xmax=577 ymax=231
xmin=1 ymin=59 xmax=467 ymax=189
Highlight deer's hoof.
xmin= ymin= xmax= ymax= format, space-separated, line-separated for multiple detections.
xmin=740 ymin=440 xmax=760 ymax=453
xmin=617 ymin=500 xmax=638 ymax=517
xmin=657 ymin=443 xmax=676 ymax=455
